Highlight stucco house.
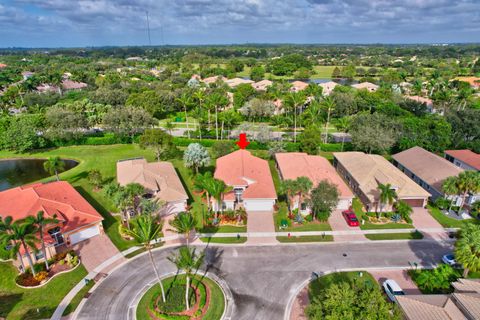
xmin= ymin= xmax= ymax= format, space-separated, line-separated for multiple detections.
xmin=351 ymin=82 xmax=379 ymax=92
xmin=333 ymin=152 xmax=431 ymax=211
xmin=214 ymin=149 xmax=277 ymax=212
xmin=225 ymin=77 xmax=254 ymax=88
xmin=444 ymin=150 xmax=480 ymax=172
xmin=290 ymin=80 xmax=309 ymax=92
xmin=275 ymin=152 xmax=354 ymax=212
xmin=117 ymin=158 xmax=189 ymax=215
xmin=318 ymin=81 xmax=338 ymax=96
xmin=0 ymin=181 xmax=104 ymax=268
xmin=392 ymin=147 xmax=465 ymax=203
xmin=252 ymin=79 xmax=273 ymax=91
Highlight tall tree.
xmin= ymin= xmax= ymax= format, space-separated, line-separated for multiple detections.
xmin=309 ymin=180 xmax=339 ymax=221
xmin=295 ymin=176 xmax=313 ymax=212
xmin=43 ymin=156 xmax=65 ymax=181
xmin=25 ymin=211 xmax=58 ymax=271
xmin=193 ymin=172 xmax=215 ymax=211
xmin=176 ymin=93 xmax=193 ymax=139
xmin=377 ymin=183 xmax=397 ymax=214
xmin=456 ymin=171 xmax=480 ymax=211
xmin=455 ymin=223 xmax=480 ymax=278
xmin=284 ymin=92 xmax=306 ymax=143
xmin=123 ymin=215 xmax=166 ymax=302
xmin=169 ymin=212 xmax=197 ymax=246
xmin=168 ymin=246 xmax=205 ymax=310
xmin=442 ymin=176 xmax=460 ymax=211
xmin=183 ymin=143 xmax=211 ymax=174
xmin=321 ymin=97 xmax=336 ymax=143
xmin=139 ymin=129 xmax=173 ymax=161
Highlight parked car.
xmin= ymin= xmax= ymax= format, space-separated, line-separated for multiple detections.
xmin=382 ymin=279 xmax=405 ymax=302
xmin=442 ymin=253 xmax=457 ymax=266
xmin=342 ymin=210 xmax=359 ymax=227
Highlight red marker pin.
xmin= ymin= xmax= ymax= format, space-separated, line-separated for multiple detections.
xmin=236 ymin=133 xmax=250 ymax=149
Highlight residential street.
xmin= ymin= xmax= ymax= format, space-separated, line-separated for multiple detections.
xmin=76 ymin=241 xmax=452 ymax=320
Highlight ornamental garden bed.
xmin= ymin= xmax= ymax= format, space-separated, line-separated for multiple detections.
xmin=136 ymin=274 xmax=225 ymax=320
xmin=16 ymin=251 xmax=80 ymax=288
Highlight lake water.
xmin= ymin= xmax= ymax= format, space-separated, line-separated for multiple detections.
xmin=0 ymin=159 xmax=78 ymax=191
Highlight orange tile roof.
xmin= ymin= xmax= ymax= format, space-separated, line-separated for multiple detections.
xmin=275 ymin=152 xmax=353 ymax=199
xmin=445 ymin=149 xmax=480 ymax=170
xmin=455 ymin=77 xmax=480 ymax=88
xmin=214 ymin=150 xmax=277 ymax=199
xmin=0 ymin=181 xmax=103 ymax=235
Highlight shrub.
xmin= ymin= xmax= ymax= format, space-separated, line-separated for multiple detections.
xmin=16 ymin=273 xmax=40 ymax=286
xmin=34 ymin=271 xmax=49 ymax=282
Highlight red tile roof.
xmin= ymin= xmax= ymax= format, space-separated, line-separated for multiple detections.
xmin=0 ymin=181 xmax=103 ymax=236
xmin=214 ymin=150 xmax=277 ymax=199
xmin=275 ymin=152 xmax=353 ymax=199
xmin=445 ymin=150 xmax=480 ymax=170
xmin=0 ymin=63 xmax=7 ymax=68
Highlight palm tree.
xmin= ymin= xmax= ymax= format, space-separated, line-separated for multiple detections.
xmin=284 ymin=92 xmax=306 ymax=143
xmin=167 ymin=246 xmax=205 ymax=310
xmin=0 ymin=219 xmax=39 ymax=276
xmin=193 ymin=90 xmax=206 ymax=139
xmin=193 ymin=172 xmax=215 ymax=211
xmin=281 ymin=179 xmax=299 ymax=212
xmin=176 ymin=93 xmax=192 ymax=138
xmin=207 ymin=92 xmax=228 ymax=140
xmin=394 ymin=200 xmax=413 ymax=222
xmin=43 ymin=156 xmax=65 ymax=181
xmin=25 ymin=211 xmax=58 ymax=271
xmin=335 ymin=117 xmax=351 ymax=152
xmin=0 ymin=216 xmax=26 ymax=271
xmin=123 ymin=215 xmax=166 ymax=302
xmin=442 ymin=176 xmax=460 ymax=212
xmin=165 ymin=121 xmax=175 ymax=135
xmin=210 ymin=178 xmax=230 ymax=222
xmin=295 ymin=177 xmax=313 ymax=213
xmin=377 ymin=183 xmax=397 ymax=215
xmin=455 ymin=223 xmax=480 ymax=278
xmin=456 ymin=171 xmax=480 ymax=212
xmin=169 ymin=212 xmax=197 ymax=246
xmin=321 ymin=97 xmax=336 ymax=144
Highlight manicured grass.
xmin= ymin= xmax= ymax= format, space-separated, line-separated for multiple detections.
xmin=0 ymin=262 xmax=88 ymax=320
xmin=274 ymin=203 xmax=332 ymax=232
xmin=365 ymin=231 xmax=424 ymax=241
xmin=427 ymin=205 xmax=478 ymax=228
xmin=199 ymin=225 xmax=247 ymax=233
xmin=276 ymin=235 xmax=333 ymax=243
xmin=62 ymin=278 xmax=95 ymax=316
xmin=311 ymin=65 xmax=337 ymax=78
xmin=309 ymin=271 xmax=378 ymax=299
xmin=200 ymin=237 xmax=247 ymax=244
xmin=352 ymin=199 xmax=414 ymax=230
xmin=0 ymin=145 xmax=155 ymax=251
xmin=136 ymin=274 xmax=224 ymax=320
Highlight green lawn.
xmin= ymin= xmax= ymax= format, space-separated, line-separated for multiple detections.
xmin=365 ymin=231 xmax=424 ymax=241
xmin=352 ymin=199 xmax=414 ymax=230
xmin=274 ymin=203 xmax=332 ymax=232
xmin=199 ymin=225 xmax=247 ymax=233
xmin=0 ymin=262 xmax=88 ymax=320
xmin=276 ymin=235 xmax=333 ymax=243
xmin=136 ymin=274 xmax=224 ymax=320
xmin=62 ymin=278 xmax=95 ymax=316
xmin=427 ymin=205 xmax=478 ymax=228
xmin=200 ymin=237 xmax=247 ymax=244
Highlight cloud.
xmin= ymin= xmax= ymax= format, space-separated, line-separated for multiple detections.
xmin=1 ymin=0 xmax=479 ymax=47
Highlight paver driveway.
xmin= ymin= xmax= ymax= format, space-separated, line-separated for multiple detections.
xmin=246 ymin=210 xmax=278 ymax=244
xmin=370 ymin=269 xmax=421 ymax=295
xmin=72 ymin=234 xmax=121 ymax=272
xmin=328 ymin=209 xmax=366 ymax=241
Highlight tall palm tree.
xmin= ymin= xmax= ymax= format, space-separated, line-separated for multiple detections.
xmin=167 ymin=246 xmax=205 ymax=310
xmin=321 ymin=97 xmax=336 ymax=144
xmin=442 ymin=176 xmax=460 ymax=212
xmin=456 ymin=171 xmax=480 ymax=211
xmin=123 ymin=215 xmax=166 ymax=302
xmin=176 ymin=93 xmax=192 ymax=138
xmin=207 ymin=92 xmax=228 ymax=140
xmin=193 ymin=172 xmax=214 ymax=211
xmin=0 ymin=216 xmax=26 ymax=271
xmin=295 ymin=176 xmax=313 ymax=212
xmin=455 ymin=223 xmax=480 ymax=278
xmin=0 ymin=219 xmax=39 ymax=276
xmin=281 ymin=179 xmax=299 ymax=212
xmin=210 ymin=178 xmax=230 ymax=221
xmin=24 ymin=211 xmax=58 ymax=271
xmin=193 ymin=90 xmax=206 ymax=138
xmin=43 ymin=156 xmax=65 ymax=181
xmin=377 ymin=183 xmax=397 ymax=215
xmin=169 ymin=212 xmax=197 ymax=246
xmin=335 ymin=117 xmax=351 ymax=152
xmin=284 ymin=92 xmax=306 ymax=143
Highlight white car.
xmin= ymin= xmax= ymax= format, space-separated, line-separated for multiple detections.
xmin=382 ymin=279 xmax=405 ymax=302
xmin=442 ymin=254 xmax=457 ymax=266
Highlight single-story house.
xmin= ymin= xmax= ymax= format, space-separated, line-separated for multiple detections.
xmin=330 ymin=132 xmax=352 ymax=143
xmin=290 ymin=80 xmax=309 ymax=92
xmin=397 ymin=278 xmax=480 ymax=320
xmin=351 ymin=82 xmax=379 ymax=92
xmin=333 ymin=152 xmax=431 ymax=211
xmin=454 ymin=76 xmax=480 ymax=89
xmin=225 ymin=77 xmax=254 ymax=88
xmin=0 ymin=63 xmax=7 ymax=68
xmin=36 ymin=83 xmax=61 ymax=94
xmin=275 ymin=152 xmax=354 ymax=212
xmin=22 ymin=71 xmax=34 ymax=80
xmin=0 ymin=181 xmax=104 ymax=268
xmin=445 ymin=150 xmax=480 ymax=172
xmin=202 ymin=75 xmax=226 ymax=85
xmin=252 ymin=79 xmax=273 ymax=91
xmin=117 ymin=158 xmax=188 ymax=215
xmin=61 ymin=79 xmax=88 ymax=91
xmin=214 ymin=149 xmax=277 ymax=212
xmin=318 ymin=81 xmax=338 ymax=96
xmin=392 ymin=146 xmax=464 ymax=202
xmin=405 ymin=95 xmax=435 ymax=113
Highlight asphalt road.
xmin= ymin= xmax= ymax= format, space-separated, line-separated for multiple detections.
xmin=76 ymin=241 xmax=452 ymax=320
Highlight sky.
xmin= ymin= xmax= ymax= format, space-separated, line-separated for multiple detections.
xmin=0 ymin=0 xmax=480 ymax=48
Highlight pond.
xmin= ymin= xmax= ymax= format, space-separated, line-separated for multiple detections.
xmin=0 ymin=158 xmax=78 ymax=191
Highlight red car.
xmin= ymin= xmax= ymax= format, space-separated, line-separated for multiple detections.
xmin=342 ymin=210 xmax=359 ymax=227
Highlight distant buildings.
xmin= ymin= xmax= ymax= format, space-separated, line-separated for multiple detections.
xmin=318 ymin=81 xmax=338 ymax=96
xmin=351 ymin=82 xmax=379 ymax=92
xmin=290 ymin=80 xmax=309 ymax=92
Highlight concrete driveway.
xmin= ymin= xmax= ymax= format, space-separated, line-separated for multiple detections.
xmin=72 ymin=234 xmax=121 ymax=272
xmin=76 ymin=241 xmax=451 ymax=320
xmin=246 ymin=210 xmax=278 ymax=244
xmin=328 ymin=210 xmax=366 ymax=241
xmin=370 ymin=269 xmax=421 ymax=295
xmin=411 ymin=208 xmax=450 ymax=240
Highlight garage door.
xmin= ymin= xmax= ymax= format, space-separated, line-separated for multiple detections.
xmin=244 ymin=200 xmax=274 ymax=211
xmin=336 ymin=199 xmax=351 ymax=210
xmin=69 ymin=225 xmax=100 ymax=244
xmin=402 ymin=198 xmax=425 ymax=207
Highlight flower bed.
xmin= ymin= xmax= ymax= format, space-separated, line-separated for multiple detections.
xmin=16 ymin=251 xmax=80 ymax=288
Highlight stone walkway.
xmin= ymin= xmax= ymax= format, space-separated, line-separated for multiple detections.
xmin=246 ymin=211 xmax=278 ymax=244
xmin=328 ymin=210 xmax=366 ymax=242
